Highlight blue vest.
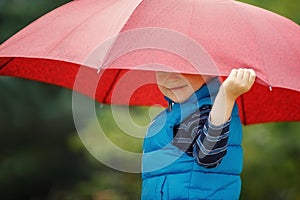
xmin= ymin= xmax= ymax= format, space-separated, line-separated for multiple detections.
xmin=142 ymin=78 xmax=243 ymax=200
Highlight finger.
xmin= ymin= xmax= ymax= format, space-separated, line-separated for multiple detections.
xmin=237 ymin=68 xmax=244 ymax=80
xmin=229 ymin=69 xmax=238 ymax=78
xmin=249 ymin=69 xmax=256 ymax=84
xmin=243 ymin=69 xmax=251 ymax=82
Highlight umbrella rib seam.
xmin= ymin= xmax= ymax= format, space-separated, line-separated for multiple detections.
xmin=103 ymin=69 xmax=122 ymax=103
xmin=47 ymin=0 xmax=122 ymax=55
xmin=0 ymin=58 xmax=14 ymax=71
xmin=233 ymin=1 xmax=270 ymax=85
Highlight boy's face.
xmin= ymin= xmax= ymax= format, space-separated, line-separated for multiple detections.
xmin=155 ymin=71 xmax=205 ymax=103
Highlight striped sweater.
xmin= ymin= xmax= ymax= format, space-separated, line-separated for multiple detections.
xmin=172 ymin=104 xmax=230 ymax=168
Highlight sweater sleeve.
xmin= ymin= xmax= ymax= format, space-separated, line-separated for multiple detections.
xmin=172 ymin=105 xmax=230 ymax=168
xmin=193 ymin=116 xmax=230 ymax=168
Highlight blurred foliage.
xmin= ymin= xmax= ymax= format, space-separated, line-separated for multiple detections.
xmin=0 ymin=0 xmax=299 ymax=200
xmin=241 ymin=122 xmax=300 ymax=200
xmin=241 ymin=0 xmax=300 ymax=23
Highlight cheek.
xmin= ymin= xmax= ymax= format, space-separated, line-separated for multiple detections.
xmin=156 ymin=77 xmax=162 ymax=86
xmin=155 ymin=72 xmax=167 ymax=84
xmin=157 ymin=85 xmax=176 ymax=102
xmin=157 ymin=85 xmax=168 ymax=96
xmin=186 ymin=77 xmax=204 ymax=91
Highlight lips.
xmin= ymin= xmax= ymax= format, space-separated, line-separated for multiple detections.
xmin=168 ymin=85 xmax=187 ymax=91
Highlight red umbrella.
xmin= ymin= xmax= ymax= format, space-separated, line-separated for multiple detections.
xmin=0 ymin=0 xmax=299 ymax=125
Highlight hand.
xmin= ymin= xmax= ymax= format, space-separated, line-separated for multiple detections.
xmin=222 ymin=68 xmax=256 ymax=100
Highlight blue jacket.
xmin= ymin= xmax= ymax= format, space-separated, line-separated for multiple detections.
xmin=142 ymin=78 xmax=243 ymax=200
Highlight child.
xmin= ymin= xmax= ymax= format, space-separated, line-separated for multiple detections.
xmin=142 ymin=68 xmax=256 ymax=199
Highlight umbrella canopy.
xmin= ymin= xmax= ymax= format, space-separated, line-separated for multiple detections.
xmin=0 ymin=0 xmax=299 ymax=125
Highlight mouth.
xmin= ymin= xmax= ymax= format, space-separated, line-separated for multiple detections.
xmin=168 ymin=85 xmax=187 ymax=92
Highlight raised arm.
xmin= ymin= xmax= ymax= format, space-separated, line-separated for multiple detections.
xmin=210 ymin=68 xmax=256 ymax=126
xmin=194 ymin=69 xmax=255 ymax=167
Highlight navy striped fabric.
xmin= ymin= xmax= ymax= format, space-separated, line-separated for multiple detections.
xmin=172 ymin=105 xmax=230 ymax=168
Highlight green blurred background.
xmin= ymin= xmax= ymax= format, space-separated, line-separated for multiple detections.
xmin=0 ymin=0 xmax=299 ymax=199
